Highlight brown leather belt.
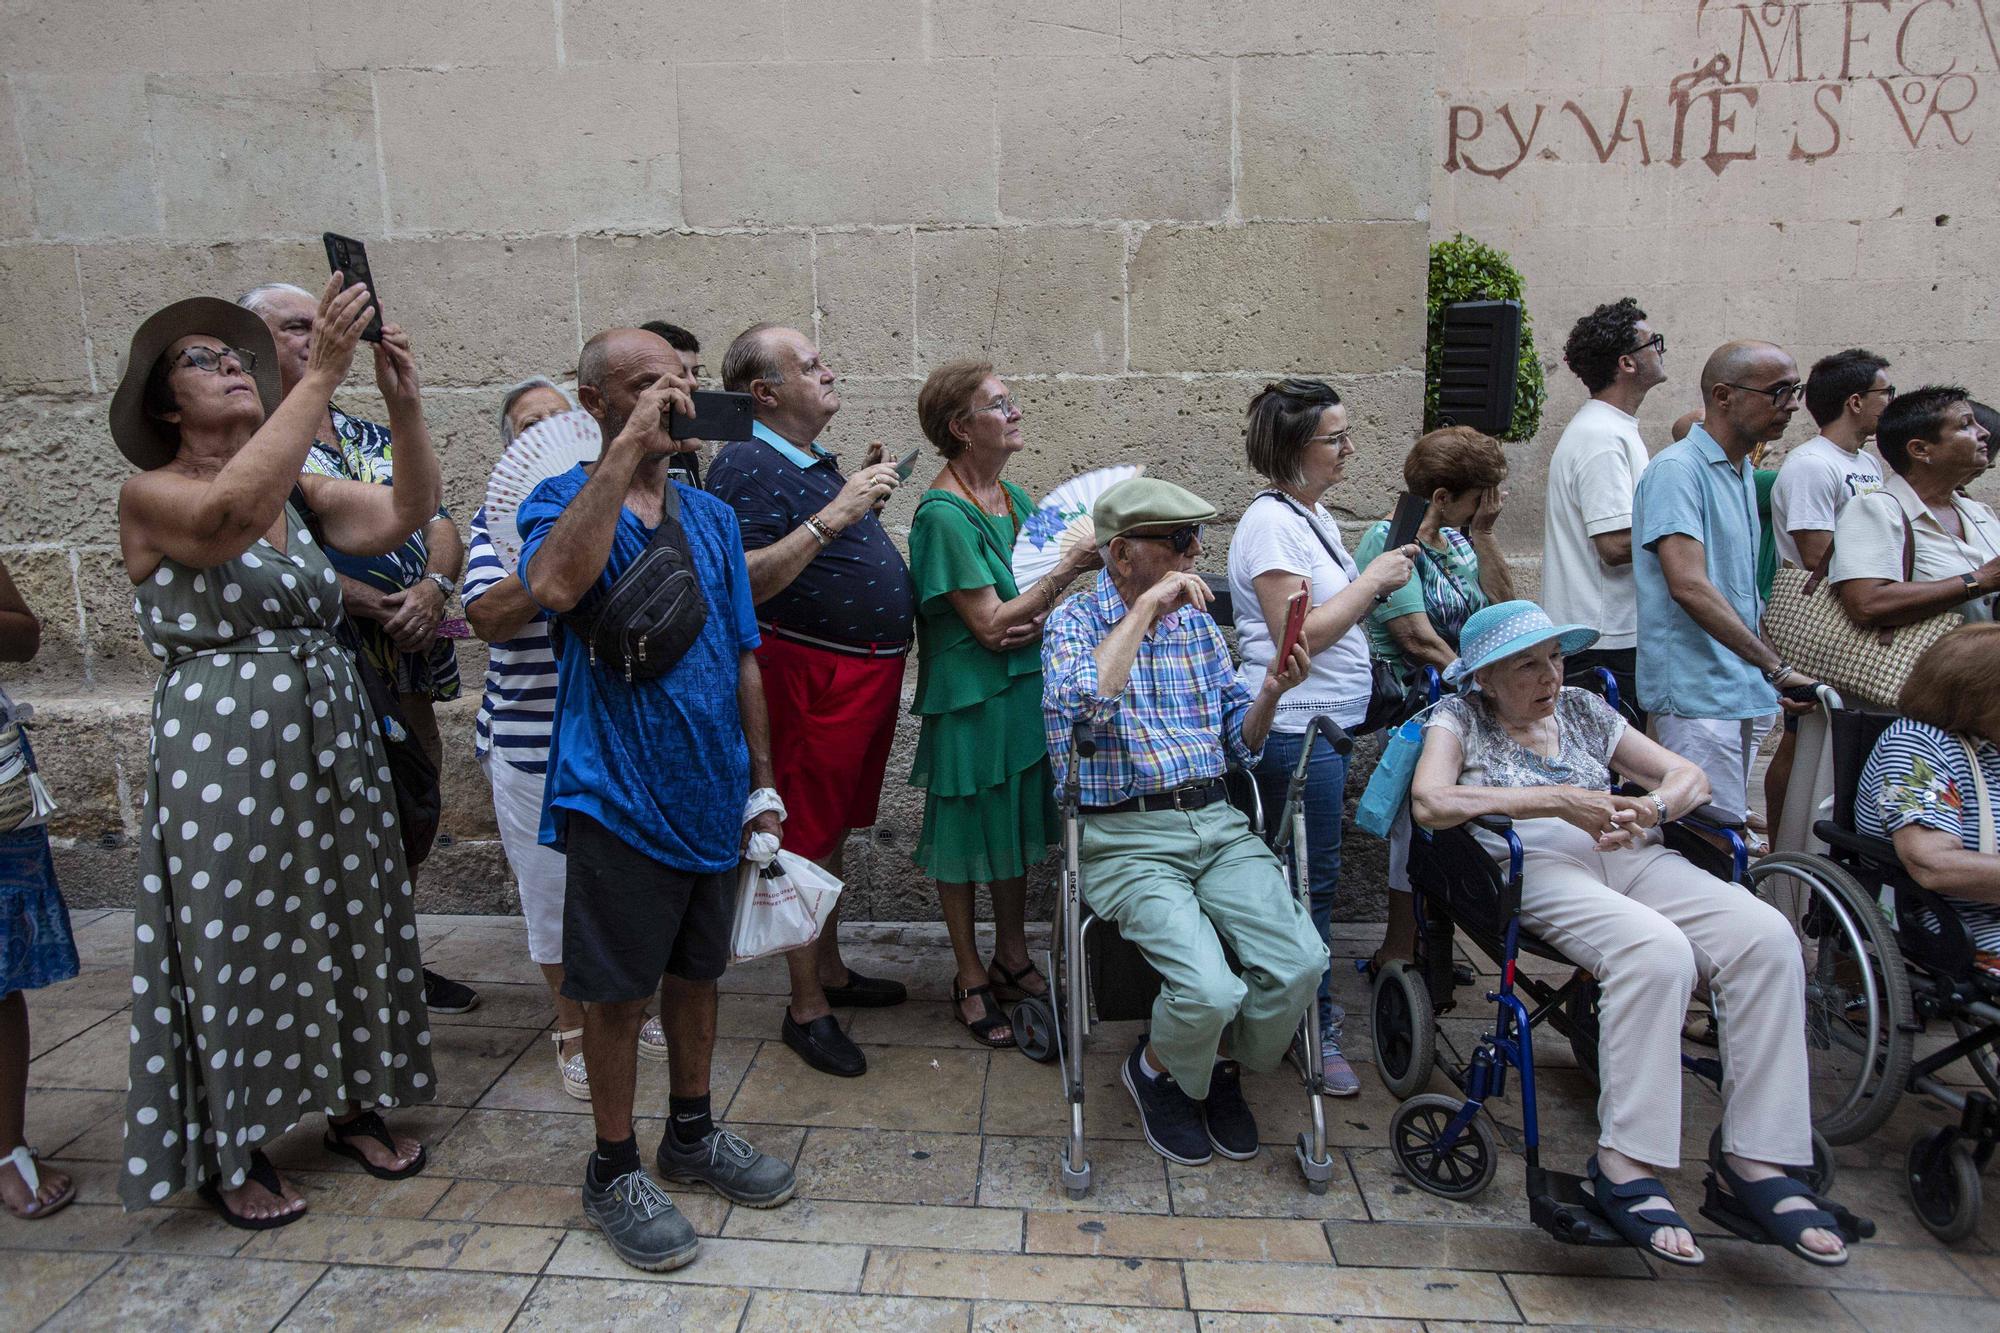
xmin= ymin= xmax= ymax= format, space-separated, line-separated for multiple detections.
xmin=1081 ymin=778 xmax=1227 ymax=816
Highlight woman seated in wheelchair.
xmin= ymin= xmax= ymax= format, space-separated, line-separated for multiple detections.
xmin=1857 ymin=624 xmax=2000 ymax=975
xmin=1409 ymin=601 xmax=1854 ymax=1267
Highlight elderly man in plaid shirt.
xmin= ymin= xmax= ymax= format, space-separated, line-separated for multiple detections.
xmin=1042 ymin=477 xmax=1323 ymax=1168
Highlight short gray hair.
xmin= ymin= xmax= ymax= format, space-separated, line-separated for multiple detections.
xmin=236 ymin=282 xmax=315 ymax=319
xmin=722 ymin=323 xmax=790 ymax=394
xmin=498 ymin=377 xmax=574 ymax=447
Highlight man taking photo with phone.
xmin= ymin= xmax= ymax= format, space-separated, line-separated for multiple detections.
xmin=705 ymin=323 xmax=914 ymax=1080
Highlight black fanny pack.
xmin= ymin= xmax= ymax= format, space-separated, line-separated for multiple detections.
xmin=561 ymin=479 xmax=709 ymax=682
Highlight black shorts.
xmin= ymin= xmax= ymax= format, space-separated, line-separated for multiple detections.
xmin=559 ymin=810 xmax=734 ymax=1002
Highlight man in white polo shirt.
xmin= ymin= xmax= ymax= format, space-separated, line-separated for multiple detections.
xmin=1543 ymin=298 xmax=1667 ymax=727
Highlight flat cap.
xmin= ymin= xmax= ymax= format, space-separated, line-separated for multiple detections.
xmin=1092 ymin=477 xmax=1219 ymax=542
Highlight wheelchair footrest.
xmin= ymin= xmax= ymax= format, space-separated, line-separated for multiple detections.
xmin=1529 ymin=1169 xmax=1630 ymax=1248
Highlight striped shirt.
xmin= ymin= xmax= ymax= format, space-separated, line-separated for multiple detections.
xmin=1042 ymin=570 xmax=1259 ymax=806
xmin=462 ymin=505 xmax=557 ymax=774
xmin=1858 ymin=718 xmax=2000 ymax=959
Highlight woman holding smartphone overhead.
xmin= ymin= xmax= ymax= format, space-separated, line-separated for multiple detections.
xmin=907 ymin=361 xmax=1101 ymax=1047
xmin=1227 ymin=378 xmax=1415 ymax=1096
xmin=109 ymin=275 xmax=440 ymax=1228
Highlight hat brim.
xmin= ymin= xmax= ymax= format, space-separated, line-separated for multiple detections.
xmin=109 ymin=297 xmax=283 ymax=470
xmin=1444 ymin=623 xmax=1601 ymax=686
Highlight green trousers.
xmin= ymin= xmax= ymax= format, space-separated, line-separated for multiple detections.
xmin=1078 ymin=801 xmax=1326 ymax=1099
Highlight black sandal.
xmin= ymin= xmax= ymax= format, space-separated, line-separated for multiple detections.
xmin=198 ymin=1149 xmax=306 ymax=1231
xmin=987 ymin=959 xmax=1048 ymax=1005
xmin=1585 ymin=1155 xmax=1705 ymax=1266
xmin=951 ymin=983 xmax=1017 ymax=1049
xmin=1701 ymin=1152 xmax=1872 ymax=1266
xmin=323 ymin=1109 xmax=428 ymax=1181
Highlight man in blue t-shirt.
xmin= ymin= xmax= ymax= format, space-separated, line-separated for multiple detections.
xmin=520 ymin=327 xmax=795 ymax=1273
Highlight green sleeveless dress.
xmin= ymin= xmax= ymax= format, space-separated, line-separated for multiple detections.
xmin=121 ymin=503 xmax=435 ymax=1210
xmin=908 ymin=483 xmax=1056 ymax=884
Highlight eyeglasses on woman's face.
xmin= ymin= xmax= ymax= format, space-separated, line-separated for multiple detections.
xmin=176 ymin=345 xmax=257 ymax=375
xmin=1307 ymin=428 xmax=1353 ymax=451
xmin=1123 ymin=523 xmax=1204 ymax=555
xmin=961 ymin=395 xmax=1020 ymax=419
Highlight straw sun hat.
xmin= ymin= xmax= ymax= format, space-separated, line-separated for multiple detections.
xmin=108 ymin=297 xmax=281 ymax=470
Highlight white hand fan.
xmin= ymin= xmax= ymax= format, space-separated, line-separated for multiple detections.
xmin=1011 ymin=464 xmax=1143 ymax=586
xmin=483 ymin=409 xmax=603 ymax=573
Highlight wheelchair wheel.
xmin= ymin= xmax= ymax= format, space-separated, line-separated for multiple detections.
xmin=1906 ymin=1128 xmax=1982 ymax=1244
xmin=1706 ymin=1124 xmax=1836 ymax=1196
xmin=1372 ymin=962 xmax=1436 ymax=1099
xmin=1747 ymin=853 xmax=1914 ymax=1145
xmin=1950 ymin=1017 xmax=2000 ymax=1102
xmin=1390 ymin=1093 xmax=1497 ymax=1200
xmin=1010 ymin=996 xmax=1058 ymax=1064
xmin=1562 ymin=980 xmax=1603 ymax=1092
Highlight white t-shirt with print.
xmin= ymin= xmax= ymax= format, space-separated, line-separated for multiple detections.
xmin=1227 ymin=493 xmax=1372 ymax=733
xmin=1770 ymin=434 xmax=1884 ymax=567
xmin=1542 ymin=399 xmax=1651 ymax=649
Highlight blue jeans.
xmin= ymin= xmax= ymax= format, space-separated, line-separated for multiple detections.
xmin=1252 ymin=729 xmax=1348 ymax=1037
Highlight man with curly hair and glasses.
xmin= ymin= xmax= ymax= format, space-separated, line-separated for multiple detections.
xmin=1543 ymin=298 xmax=1668 ymax=727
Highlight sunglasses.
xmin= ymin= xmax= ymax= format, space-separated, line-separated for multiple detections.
xmin=1122 ymin=523 xmax=1204 ymax=555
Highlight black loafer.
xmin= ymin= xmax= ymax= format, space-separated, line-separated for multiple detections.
xmin=782 ymin=1010 xmax=867 ymax=1077
xmin=422 ymin=968 xmax=480 ymax=1015
xmin=821 ymin=969 xmax=907 ymax=1009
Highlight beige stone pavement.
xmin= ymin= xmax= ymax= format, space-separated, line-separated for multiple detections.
xmin=7 ymin=910 xmax=1998 ymax=1332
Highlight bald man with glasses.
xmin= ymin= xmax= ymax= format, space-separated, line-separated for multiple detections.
xmin=1633 ymin=341 xmax=1819 ymax=833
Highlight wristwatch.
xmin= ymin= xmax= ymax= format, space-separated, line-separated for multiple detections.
xmin=1962 ymin=571 xmax=1982 ymax=594
xmin=420 ymin=572 xmax=457 ymax=599
xmin=1761 ymin=662 xmax=1791 ymax=685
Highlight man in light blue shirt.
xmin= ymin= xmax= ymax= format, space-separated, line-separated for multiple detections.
xmin=1634 ymin=340 xmax=1817 ymax=825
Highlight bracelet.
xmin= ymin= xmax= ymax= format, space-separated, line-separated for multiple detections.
xmin=1761 ymin=661 xmax=1791 ymax=685
xmin=804 ymin=516 xmax=835 ymax=548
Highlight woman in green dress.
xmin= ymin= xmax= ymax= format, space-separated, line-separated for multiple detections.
xmin=110 ymin=276 xmax=441 ymax=1227
xmin=910 ymin=362 xmax=1100 ymax=1047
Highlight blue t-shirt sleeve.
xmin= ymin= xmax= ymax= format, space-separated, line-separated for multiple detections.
xmin=1637 ymin=457 xmax=1705 ymax=551
xmin=712 ymin=502 xmax=762 ymax=653
xmin=705 ymin=448 xmax=791 ymax=551
xmin=515 ymin=477 xmax=573 ymax=608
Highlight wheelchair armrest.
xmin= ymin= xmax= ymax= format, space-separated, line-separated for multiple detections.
xmin=1471 ymin=814 xmax=1515 ymax=832
xmin=1813 ymin=820 xmax=1900 ymax=867
xmin=1671 ymin=814 xmax=1748 ymax=883
xmin=1469 ymin=815 xmax=1524 ymax=894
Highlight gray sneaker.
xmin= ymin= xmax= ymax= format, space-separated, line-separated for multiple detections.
xmin=656 ymin=1127 xmax=796 ymax=1208
xmin=581 ymin=1162 xmax=698 ymax=1271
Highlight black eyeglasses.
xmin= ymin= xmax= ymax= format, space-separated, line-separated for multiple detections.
xmin=1625 ymin=333 xmax=1666 ymax=358
xmin=1723 ymin=380 xmax=1806 ymax=405
xmin=1862 ymin=384 xmax=1896 ymax=399
xmin=1122 ymin=524 xmax=1203 ymax=554
xmin=176 ymin=345 xmax=257 ymax=375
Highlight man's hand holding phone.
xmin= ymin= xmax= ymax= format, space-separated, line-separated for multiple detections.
xmin=616 ymin=377 xmax=698 ymax=458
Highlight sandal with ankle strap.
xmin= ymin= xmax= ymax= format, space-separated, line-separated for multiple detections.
xmin=324 ymin=1109 xmax=428 ymax=1181
xmin=951 ymin=983 xmax=1017 ymax=1049
xmin=987 ymin=959 xmax=1048 ymax=1006
xmin=197 ymin=1148 xmax=304 ymax=1231
xmin=1702 ymin=1151 xmax=1872 ymax=1266
xmin=1585 ymin=1155 xmax=1705 ymax=1266
xmin=551 ymin=1027 xmax=589 ymax=1101
xmin=2 ymin=1144 xmax=76 ymax=1221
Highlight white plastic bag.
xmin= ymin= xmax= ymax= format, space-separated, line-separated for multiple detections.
xmin=730 ymin=850 xmax=843 ymax=964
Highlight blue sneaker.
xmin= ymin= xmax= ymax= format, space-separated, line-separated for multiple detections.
xmin=1320 ymin=1024 xmax=1361 ymax=1098
xmin=1202 ymin=1060 xmax=1260 ymax=1160
xmin=1121 ymin=1037 xmax=1211 ymax=1166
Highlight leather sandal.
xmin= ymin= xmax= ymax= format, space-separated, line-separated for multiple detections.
xmin=952 ymin=983 xmax=1016 ymax=1049
xmin=324 ymin=1109 xmax=428 ymax=1181
xmin=1585 ymin=1155 xmax=1705 ymax=1266
xmin=2 ymin=1145 xmax=75 ymax=1221
xmin=986 ymin=959 xmax=1048 ymax=1005
xmin=198 ymin=1149 xmax=304 ymax=1231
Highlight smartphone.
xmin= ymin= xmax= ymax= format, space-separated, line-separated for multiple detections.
xmin=669 ymin=389 xmax=754 ymax=441
xmin=895 ymin=445 xmax=924 ymax=482
xmin=321 ymin=232 xmax=384 ymax=342
xmin=1277 ymin=579 xmax=1311 ymax=669
xmin=1385 ymin=490 xmax=1427 ymax=551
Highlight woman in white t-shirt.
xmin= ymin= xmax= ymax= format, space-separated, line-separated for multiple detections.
xmin=1228 ymin=377 xmax=1414 ymax=1096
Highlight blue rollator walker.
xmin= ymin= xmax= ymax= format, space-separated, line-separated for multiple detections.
xmin=1371 ymin=667 xmax=1867 ymax=1248
xmin=1019 ymin=713 xmax=1347 ymax=1201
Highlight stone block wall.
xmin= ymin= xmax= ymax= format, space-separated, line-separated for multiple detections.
xmin=1436 ymin=0 xmax=2000 ymax=535
xmin=1 ymin=2 xmax=1437 ymax=920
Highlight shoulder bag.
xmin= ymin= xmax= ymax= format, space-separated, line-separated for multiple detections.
xmin=1762 ymin=501 xmax=1963 ymax=709
xmin=1256 ymin=492 xmax=1409 ymax=735
xmin=560 ymin=478 xmax=710 ymax=683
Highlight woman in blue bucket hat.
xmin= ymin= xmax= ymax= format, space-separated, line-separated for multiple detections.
xmin=1408 ymin=601 xmax=1853 ymax=1269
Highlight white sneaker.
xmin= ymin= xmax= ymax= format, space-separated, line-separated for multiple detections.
xmin=639 ymin=1016 xmax=669 ymax=1063
xmin=552 ymin=1028 xmax=589 ymax=1101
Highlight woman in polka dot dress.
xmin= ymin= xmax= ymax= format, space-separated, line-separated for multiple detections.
xmin=109 ymin=279 xmax=441 ymax=1227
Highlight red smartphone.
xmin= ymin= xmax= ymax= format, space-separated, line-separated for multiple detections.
xmin=1277 ymin=579 xmax=1311 ymax=669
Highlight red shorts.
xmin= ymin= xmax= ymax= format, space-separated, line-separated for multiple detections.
xmin=754 ymin=634 xmax=907 ymax=861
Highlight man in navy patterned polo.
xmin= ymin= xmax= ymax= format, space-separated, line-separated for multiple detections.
xmin=706 ymin=324 xmax=914 ymax=1078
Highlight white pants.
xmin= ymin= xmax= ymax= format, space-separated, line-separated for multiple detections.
xmin=483 ymin=751 xmax=566 ymax=965
xmin=1508 ymin=818 xmax=1812 ymax=1168
xmin=1650 ymin=714 xmax=1775 ymax=826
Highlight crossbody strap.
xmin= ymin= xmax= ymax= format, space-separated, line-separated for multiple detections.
xmin=1257 ymin=491 xmax=1358 ymax=579
xmin=1959 ymin=735 xmax=1997 ymax=857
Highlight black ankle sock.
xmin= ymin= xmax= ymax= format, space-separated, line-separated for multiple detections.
xmin=667 ymin=1094 xmax=714 ymax=1147
xmin=591 ymin=1135 xmax=640 ymax=1184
